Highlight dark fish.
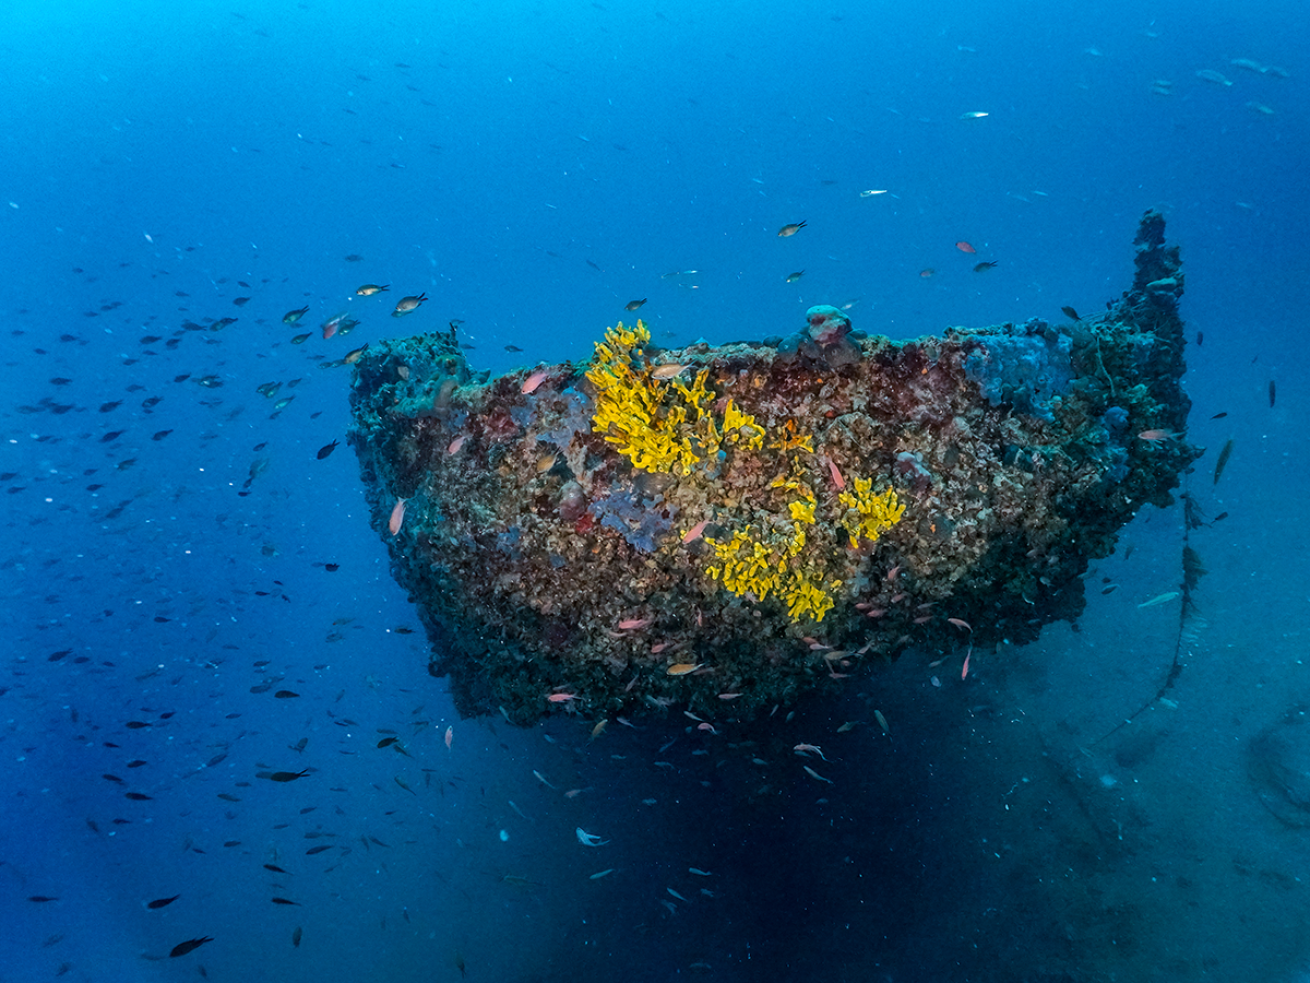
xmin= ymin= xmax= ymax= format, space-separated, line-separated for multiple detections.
xmin=127 ymin=759 xmax=148 ymax=768
xmin=274 ymin=690 xmax=300 ymax=699
xmin=777 ymin=221 xmax=806 ymax=237
xmin=291 ymin=333 xmax=311 ymax=344
xmin=152 ymin=430 xmax=173 ymax=441
xmin=1269 ymin=380 xmax=1276 ymax=407
xmin=343 ymin=343 xmax=369 ymax=364
xmin=586 ymin=259 xmax=602 ymax=271
xmin=28 ymin=896 xmax=59 ymax=903
xmin=1196 ymin=330 xmax=1203 ymax=346
xmin=100 ymin=400 xmax=122 ymax=412
xmin=392 ymin=293 xmax=427 ymax=317
xmin=624 ymin=298 xmax=647 ymax=311
xmin=973 ymin=261 xmax=998 ymax=272
xmin=1212 ymin=511 xmax=1229 ymax=523
xmin=504 ymin=345 xmax=523 ymax=352
xmin=101 ymin=430 xmax=125 ymax=443
xmin=1213 ymin=438 xmax=1234 ymax=485
xmin=125 ymin=721 xmax=150 ymax=729
xmin=324 ymin=563 xmax=340 ymax=572
xmin=102 ymin=774 xmax=125 ymax=784
xmin=377 ymin=737 xmax=399 ymax=748
xmin=344 ymin=254 xmax=364 ymax=262
xmin=233 ymin=297 xmax=251 ymax=307
xmin=147 ymin=895 xmax=180 ymax=909
xmin=264 ymin=863 xmax=289 ymax=873
xmin=125 ymin=792 xmax=153 ymax=801
xmin=169 ymin=936 xmax=213 ymax=958
xmin=305 ymin=845 xmax=332 ymax=855
xmin=292 ymin=926 xmax=303 ymax=948
xmin=265 ymin=769 xmax=311 ymax=782
xmin=1210 ymin=412 xmax=1227 ymax=420
xmin=786 ymin=270 xmax=805 ymax=283
xmin=283 ymin=306 xmax=310 ymax=324
xmin=1061 ymin=306 xmax=1080 ymax=320
xmin=271 ymin=897 xmax=301 ymax=905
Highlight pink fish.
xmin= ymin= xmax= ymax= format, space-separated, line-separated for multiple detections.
xmin=388 ymin=497 xmax=407 ymax=536
xmin=322 ymin=313 xmax=346 ymax=340
xmin=546 ymin=693 xmax=577 ymax=703
xmin=521 ymin=369 xmax=549 ymax=394
xmin=444 ymin=726 xmax=453 ymax=750
xmin=828 ymin=459 xmax=845 ymax=490
xmin=962 ymin=647 xmax=972 ymax=680
xmin=682 ymin=518 xmax=711 ymax=544
xmin=947 ymin=617 xmax=971 ymax=631
xmin=617 ymin=618 xmax=651 ymax=631
xmin=447 ymin=435 xmax=466 ymax=455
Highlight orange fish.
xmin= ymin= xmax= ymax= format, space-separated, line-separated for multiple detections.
xmin=521 ymin=369 xmax=549 ymax=394
xmin=388 ymin=497 xmax=407 ymax=536
xmin=444 ymin=726 xmax=453 ymax=750
xmin=666 ymin=663 xmax=702 ymax=676
xmin=955 ymin=241 xmax=976 ymax=254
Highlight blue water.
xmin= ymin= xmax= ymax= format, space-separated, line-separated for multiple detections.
xmin=3 ymin=1 xmax=1309 ymax=980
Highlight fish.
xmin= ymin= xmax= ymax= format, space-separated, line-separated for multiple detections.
xmin=392 ymin=293 xmax=428 ymax=317
xmin=125 ymin=792 xmax=153 ymax=801
xmin=1138 ymin=591 xmax=1181 ymax=608
xmin=445 ymin=726 xmax=453 ymax=750
xmin=28 ymin=896 xmax=60 ymax=903
xmin=682 ymin=518 xmax=711 ymax=544
xmin=802 ymin=765 xmax=832 ymax=784
xmin=292 ymin=926 xmax=303 ymax=948
xmin=263 ymin=864 xmax=288 ymax=873
xmin=785 ymin=270 xmax=805 ymax=282
xmin=973 ymin=261 xmax=998 ymax=272
xmin=919 ymin=268 xmax=935 ymax=278
xmin=305 ymin=845 xmax=332 ymax=855
xmin=356 ymin=284 xmax=390 ymax=295
xmin=859 ymin=189 xmax=888 ymax=197
xmin=290 ymin=333 xmax=310 ymax=344
xmin=666 ymin=663 xmax=702 ymax=676
xmin=827 ymin=459 xmax=845 ymax=490
xmin=1195 ymin=69 xmax=1232 ymax=86
xmin=794 ymin=743 xmax=827 ymax=760
xmin=590 ymin=868 xmax=615 ymax=880
xmin=447 ymin=435 xmax=467 ymax=455
xmin=271 ymin=897 xmax=301 ymax=906
xmin=576 ymin=828 xmax=609 ymax=846
xmin=874 ymin=710 xmax=889 ymax=735
xmin=282 ymin=306 xmax=310 ymax=324
xmin=650 ymin=363 xmax=689 ymax=380
xmin=388 ymin=498 xmax=407 ymax=536
xmin=265 ymin=769 xmax=311 ymax=782
xmin=1213 ymin=438 xmax=1234 ymax=485
xmin=617 ymin=618 xmax=651 ymax=630
xmin=316 ymin=440 xmax=339 ymax=460
xmin=1138 ymin=429 xmax=1177 ymax=442
xmin=169 ymin=937 xmax=213 ymax=958
xmin=343 ymin=343 xmax=369 ymax=364
xmin=777 ymin=221 xmax=806 ymax=237
xmin=147 ymin=895 xmax=181 ymax=909
xmin=624 ymin=298 xmax=647 ymax=311
xmin=959 ymin=110 xmax=989 ymax=119
xmin=955 ymin=241 xmax=977 ymax=254
xmin=321 ymin=313 xmax=347 ymax=340
xmin=1061 ymin=306 xmax=1080 ymax=320
xmin=947 ymin=617 xmax=972 ymax=631
xmin=546 ymin=693 xmax=577 ymax=702
xmin=1269 ymin=380 xmax=1276 ymax=407
xmin=377 ymin=736 xmax=399 ymax=748
xmin=521 ymin=369 xmax=549 ymax=394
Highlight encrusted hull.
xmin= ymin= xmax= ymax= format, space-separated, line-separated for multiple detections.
xmin=349 ymin=211 xmax=1196 ymax=722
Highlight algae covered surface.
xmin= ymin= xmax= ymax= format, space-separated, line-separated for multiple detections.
xmin=349 ymin=211 xmax=1198 ymax=723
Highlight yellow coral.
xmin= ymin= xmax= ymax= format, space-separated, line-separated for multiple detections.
xmin=837 ymin=477 xmax=905 ymax=548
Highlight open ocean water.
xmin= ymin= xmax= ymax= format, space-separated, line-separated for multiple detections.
xmin=2 ymin=1 xmax=1308 ymax=980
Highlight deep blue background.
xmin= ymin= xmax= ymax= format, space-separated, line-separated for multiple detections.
xmin=3 ymin=2 xmax=1308 ymax=981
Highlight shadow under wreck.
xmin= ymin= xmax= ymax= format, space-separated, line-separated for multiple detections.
xmin=348 ymin=210 xmax=1198 ymax=723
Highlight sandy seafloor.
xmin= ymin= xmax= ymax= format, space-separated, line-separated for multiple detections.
xmin=3 ymin=1 xmax=1310 ymax=981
